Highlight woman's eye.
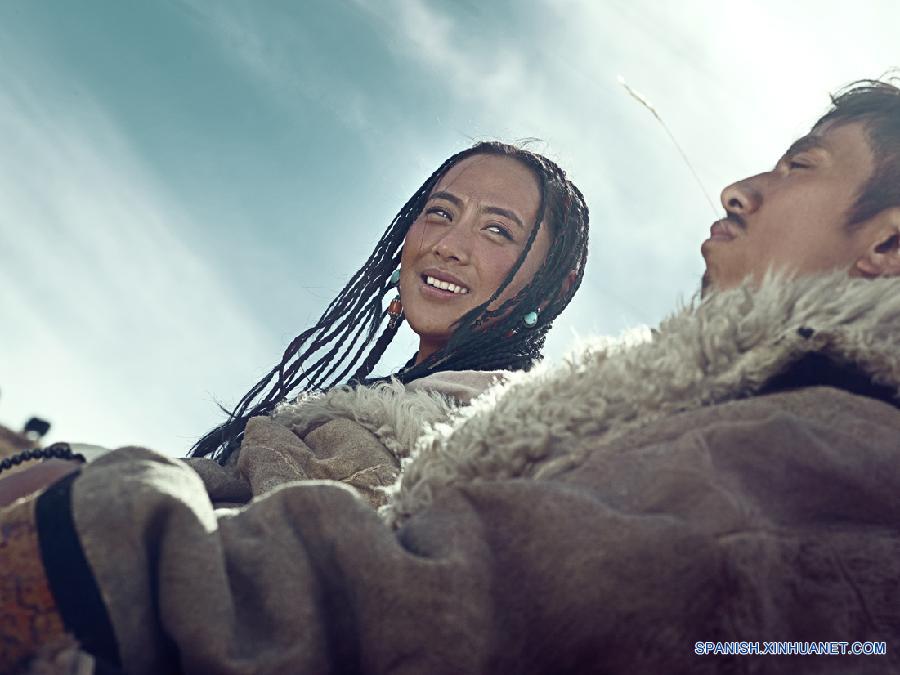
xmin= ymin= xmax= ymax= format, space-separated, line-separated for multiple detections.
xmin=426 ymin=207 xmax=452 ymax=220
xmin=485 ymin=223 xmax=513 ymax=240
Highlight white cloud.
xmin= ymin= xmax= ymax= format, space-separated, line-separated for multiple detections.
xmin=177 ymin=0 xmax=379 ymax=137
xmin=0 ymin=59 xmax=275 ymax=454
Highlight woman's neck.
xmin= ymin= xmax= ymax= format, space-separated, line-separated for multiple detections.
xmin=415 ymin=337 xmax=446 ymax=365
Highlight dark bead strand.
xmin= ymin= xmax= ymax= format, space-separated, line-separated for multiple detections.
xmin=0 ymin=442 xmax=86 ymax=476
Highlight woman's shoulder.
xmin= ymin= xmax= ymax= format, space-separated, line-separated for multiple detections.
xmin=403 ymin=369 xmax=509 ymax=404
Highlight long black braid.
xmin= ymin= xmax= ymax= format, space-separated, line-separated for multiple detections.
xmin=191 ymin=142 xmax=589 ymax=462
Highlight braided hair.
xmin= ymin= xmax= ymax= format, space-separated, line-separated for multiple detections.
xmin=191 ymin=142 xmax=589 ymax=462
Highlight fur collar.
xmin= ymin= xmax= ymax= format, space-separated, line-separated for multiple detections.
xmin=270 ymin=379 xmax=456 ymax=462
xmin=269 ymin=370 xmax=504 ymax=462
xmin=383 ymin=273 xmax=900 ymax=526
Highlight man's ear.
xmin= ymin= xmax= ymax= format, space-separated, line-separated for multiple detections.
xmin=854 ymin=209 xmax=900 ymax=278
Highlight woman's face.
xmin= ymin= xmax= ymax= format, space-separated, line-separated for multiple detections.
xmin=399 ymin=153 xmax=551 ymax=363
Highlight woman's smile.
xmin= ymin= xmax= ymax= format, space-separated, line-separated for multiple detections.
xmin=419 ymin=269 xmax=471 ymax=297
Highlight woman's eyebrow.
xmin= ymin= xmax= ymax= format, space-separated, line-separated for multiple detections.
xmin=428 ymin=191 xmax=524 ymax=229
xmin=483 ymin=206 xmax=524 ymax=230
xmin=429 ymin=190 xmax=463 ymax=207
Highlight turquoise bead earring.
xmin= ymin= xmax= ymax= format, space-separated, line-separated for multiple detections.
xmin=505 ymin=308 xmax=539 ymax=338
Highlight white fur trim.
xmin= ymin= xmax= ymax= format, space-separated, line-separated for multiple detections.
xmin=270 ymin=379 xmax=456 ymax=461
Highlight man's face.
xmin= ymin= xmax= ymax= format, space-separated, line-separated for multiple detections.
xmin=702 ymin=121 xmax=877 ymax=291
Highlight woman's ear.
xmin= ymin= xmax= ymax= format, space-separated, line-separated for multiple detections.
xmin=853 ymin=210 xmax=900 ymax=278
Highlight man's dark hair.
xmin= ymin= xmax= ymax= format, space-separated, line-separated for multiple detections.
xmin=191 ymin=141 xmax=590 ymax=462
xmin=814 ymin=76 xmax=900 ymax=226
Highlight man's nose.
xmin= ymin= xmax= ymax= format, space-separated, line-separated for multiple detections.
xmin=720 ymin=175 xmax=763 ymax=217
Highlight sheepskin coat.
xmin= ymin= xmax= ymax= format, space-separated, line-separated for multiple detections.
xmin=188 ymin=370 xmax=503 ymax=508
xmin=4 ymin=273 xmax=900 ymax=674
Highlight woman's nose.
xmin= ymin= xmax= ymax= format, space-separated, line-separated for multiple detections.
xmin=431 ymin=222 xmax=471 ymax=263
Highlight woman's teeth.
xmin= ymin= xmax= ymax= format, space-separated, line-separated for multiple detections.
xmin=425 ymin=275 xmax=468 ymax=295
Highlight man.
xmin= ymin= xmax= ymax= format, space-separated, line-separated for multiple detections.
xmin=2 ymin=80 xmax=900 ymax=674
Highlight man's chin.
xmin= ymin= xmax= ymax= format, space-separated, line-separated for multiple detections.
xmin=699 ymin=268 xmax=740 ymax=297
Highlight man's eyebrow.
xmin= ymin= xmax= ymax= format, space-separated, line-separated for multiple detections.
xmin=783 ymin=135 xmax=829 ymax=158
xmin=428 ymin=190 xmax=463 ymax=208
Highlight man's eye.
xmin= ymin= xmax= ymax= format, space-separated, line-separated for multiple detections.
xmin=788 ymin=157 xmax=812 ymax=169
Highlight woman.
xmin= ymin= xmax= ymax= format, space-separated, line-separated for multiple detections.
xmin=184 ymin=141 xmax=590 ymax=507
xmin=0 ymin=141 xmax=589 ymax=510
xmin=0 ymin=141 xmax=590 ymax=672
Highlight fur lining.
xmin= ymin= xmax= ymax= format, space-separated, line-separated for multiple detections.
xmin=383 ymin=273 xmax=900 ymax=527
xmin=271 ymin=379 xmax=456 ymax=461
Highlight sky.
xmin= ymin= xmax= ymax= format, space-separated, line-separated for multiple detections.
xmin=1 ymin=0 xmax=897 ymax=454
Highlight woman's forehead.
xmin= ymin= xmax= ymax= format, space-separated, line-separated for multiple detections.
xmin=431 ymin=154 xmax=540 ymax=213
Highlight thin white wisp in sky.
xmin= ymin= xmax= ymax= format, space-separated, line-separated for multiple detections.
xmin=617 ymin=75 xmax=719 ymax=216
